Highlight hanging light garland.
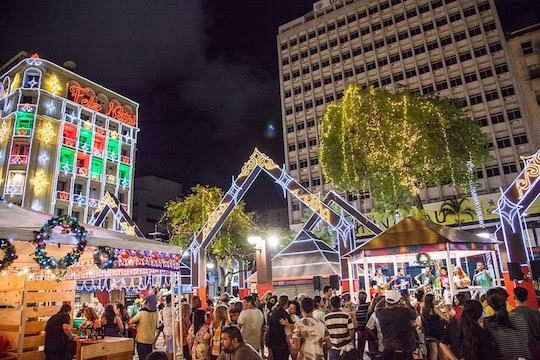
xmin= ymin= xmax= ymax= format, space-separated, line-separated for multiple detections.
xmin=0 ymin=238 xmax=17 ymax=270
xmin=93 ymin=246 xmax=117 ymax=269
xmin=32 ymin=215 xmax=87 ymax=271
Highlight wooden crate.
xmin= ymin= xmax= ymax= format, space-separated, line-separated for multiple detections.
xmin=0 ymin=274 xmax=75 ymax=359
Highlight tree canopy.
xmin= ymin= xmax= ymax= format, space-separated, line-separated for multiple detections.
xmin=319 ymin=84 xmax=488 ymax=213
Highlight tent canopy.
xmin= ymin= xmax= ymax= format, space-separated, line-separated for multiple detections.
xmin=346 ymin=216 xmax=499 ymax=258
xmin=247 ymin=230 xmax=340 ymax=282
xmin=0 ymin=201 xmax=181 ymax=254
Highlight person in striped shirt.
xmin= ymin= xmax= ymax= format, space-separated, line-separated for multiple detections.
xmin=324 ymin=296 xmax=355 ymax=360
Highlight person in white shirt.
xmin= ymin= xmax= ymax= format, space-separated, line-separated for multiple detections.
xmin=313 ymin=295 xmax=326 ymax=322
xmin=161 ymin=294 xmax=175 ymax=360
xmin=92 ymin=298 xmax=105 ymax=317
xmin=237 ymin=295 xmax=264 ymax=355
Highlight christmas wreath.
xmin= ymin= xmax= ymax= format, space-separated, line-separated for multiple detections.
xmin=0 ymin=238 xmax=17 ymax=270
xmin=33 ymin=215 xmax=87 ymax=270
xmin=93 ymin=246 xmax=117 ymax=269
xmin=415 ymin=252 xmax=433 ymax=267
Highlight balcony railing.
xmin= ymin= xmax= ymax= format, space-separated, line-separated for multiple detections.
xmin=62 ymin=136 xmax=76 ymax=148
xmin=5 ymin=184 xmax=24 ymax=196
xmin=93 ymin=149 xmax=104 ymax=158
xmin=15 ymin=127 xmax=32 ymax=137
xmin=56 ymin=190 xmax=70 ymax=201
xmin=119 ymin=178 xmax=130 ymax=188
xmin=9 ymin=154 xmax=28 ymax=165
xmin=121 ymin=155 xmax=130 ymax=164
xmin=77 ymin=167 xmax=89 ymax=177
xmin=73 ymin=194 xmax=87 ymax=206
xmin=106 ymin=174 xmax=117 ymax=185
xmin=88 ymin=198 xmax=99 ymax=207
xmin=107 ymin=151 xmax=119 ymax=162
xmin=59 ymin=162 xmax=74 ymax=174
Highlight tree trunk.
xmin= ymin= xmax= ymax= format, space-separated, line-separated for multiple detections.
xmin=413 ymin=192 xmax=424 ymax=211
xmin=218 ymin=265 xmax=226 ymax=294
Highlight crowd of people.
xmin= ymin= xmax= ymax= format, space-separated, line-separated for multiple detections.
xmin=42 ymin=263 xmax=540 ymax=360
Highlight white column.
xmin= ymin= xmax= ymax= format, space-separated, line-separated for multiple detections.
xmin=393 ymin=256 xmax=398 ymax=276
xmin=446 ymin=244 xmax=456 ymax=298
xmin=363 ymin=252 xmax=371 ymax=301
xmin=492 ymin=250 xmax=502 ymax=287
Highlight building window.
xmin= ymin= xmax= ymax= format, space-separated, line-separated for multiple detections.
xmin=304 ymin=83 xmax=312 ymax=92
xmin=431 ymin=60 xmax=443 ymax=70
xmin=337 ymin=18 xmax=346 ymax=27
xmin=427 ymin=41 xmax=439 ymax=51
xmin=374 ymin=39 xmax=385 ymax=49
xmin=331 ymin=56 xmax=340 ymax=64
xmin=440 ymin=36 xmax=452 ymax=47
xmin=288 ymin=144 xmax=296 ymax=152
xmin=478 ymin=2 xmax=491 ymax=11
xmin=474 ymin=116 xmax=488 ymax=127
xmin=292 ymin=203 xmax=300 ymax=211
xmin=501 ymin=86 xmax=515 ymax=97
xmin=334 ymin=73 xmax=343 ymax=82
xmin=436 ymin=80 xmax=448 ymax=91
xmin=322 ymin=59 xmax=330 ymax=68
xmin=350 ymin=31 xmax=359 ymax=39
xmin=299 ymin=160 xmax=308 ymax=168
xmin=312 ymin=63 xmax=320 ymax=72
xmin=521 ymin=41 xmax=534 ymax=55
xmin=422 ymin=85 xmax=435 ymax=94
xmin=290 ymin=163 xmax=297 ymax=170
xmin=405 ymin=68 xmax=417 ymax=78
xmin=398 ymin=30 xmax=409 ymax=40
xmin=476 ymin=170 xmax=484 ymax=179
xmin=528 ymin=64 xmax=540 ymax=79
xmin=285 ymin=108 xmax=293 ymax=115
xmin=486 ymin=166 xmax=500 ymax=177
xmin=383 ymin=18 xmax=394 ymax=27
xmin=489 ymin=42 xmax=503 ymax=53
xmin=324 ymin=77 xmax=332 ymax=85
xmin=310 ymin=158 xmax=319 ymax=166
xmin=390 ymin=53 xmax=401 ymax=63
xmin=372 ymin=22 xmax=382 ymax=32
xmin=292 ymin=70 xmax=300 ymax=78
xmin=295 ymin=104 xmax=303 ymax=112
xmin=342 ymin=52 xmax=351 ymax=60
xmin=297 ymin=122 xmax=305 ymax=130
xmin=469 ymin=94 xmax=483 ymax=105
xmin=507 ymin=108 xmax=521 ymax=120
xmin=414 ymin=45 xmax=426 ymax=55
xmin=283 ymin=74 xmax=290 ymax=82
xmin=308 ymin=138 xmax=317 ymax=147
xmin=284 ymin=90 xmax=292 ymax=98
xmin=495 ymin=63 xmax=508 ymax=74
xmin=294 ymin=87 xmax=301 ymax=95
xmin=474 ymin=47 xmax=487 ymax=57
xmin=479 ymin=68 xmax=493 ymax=79
xmin=445 ymin=56 xmax=458 ymax=66
xmin=402 ymin=49 xmax=413 ymax=59
xmin=287 ymin=125 xmax=294 ymax=133
xmin=280 ymin=43 xmax=288 ymax=51
xmin=358 ymin=9 xmax=367 ymax=18
xmin=378 ymin=58 xmax=389 ymax=67
xmin=363 ymin=44 xmax=374 ymax=53
xmin=536 ymin=90 xmax=540 ymax=105
xmin=490 ymin=112 xmax=505 ymax=124
xmin=328 ymin=23 xmax=336 ymax=31
xmin=314 ymin=80 xmax=322 ymax=88
xmin=422 ymin=22 xmax=435 ymax=32
xmin=347 ymin=14 xmax=357 ymax=23
xmin=395 ymin=13 xmax=405 ymax=23
xmin=485 ymin=89 xmax=499 ymax=102
xmin=410 ymin=27 xmax=422 ymax=36
xmin=468 ymin=26 xmax=481 ymax=38
xmin=352 ymin=48 xmax=362 ymax=57
xmin=449 ymin=76 xmax=462 ymax=87
xmin=367 ymin=62 xmax=376 ymax=71
xmin=308 ymin=31 xmax=316 ymax=39
xmin=459 ymin=52 xmax=472 ymax=62
xmin=449 ymin=12 xmax=461 ymax=22
xmin=418 ymin=3 xmax=430 ymax=13
xmin=355 ymin=65 xmax=365 ymax=74
xmin=483 ymin=21 xmax=496 ymax=32
xmin=312 ymin=178 xmax=321 ymax=186
xmin=344 ymin=69 xmax=354 ymax=78
xmin=300 ymin=51 xmax=308 ymax=59
xmin=463 ymin=6 xmax=476 ymax=17
xmin=329 ymin=39 xmax=338 ymax=47
xmin=282 ymin=58 xmax=289 ymax=66
xmin=393 ymin=72 xmax=405 ymax=82
xmin=291 ymin=54 xmax=299 ymax=63
xmin=502 ymin=162 xmax=518 ymax=174
xmin=464 ymin=72 xmax=477 ymax=83
xmin=514 ymin=133 xmax=528 ymax=145
xmin=320 ymin=43 xmax=328 ymax=51
xmin=496 ymin=136 xmax=511 ymax=148
xmin=418 ymin=64 xmax=430 ymax=74
xmin=435 ymin=17 xmax=448 ymax=27
xmin=315 ymin=98 xmax=324 ymax=106
xmin=406 ymin=8 xmax=418 ymax=18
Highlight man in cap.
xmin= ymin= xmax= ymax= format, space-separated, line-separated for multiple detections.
xmin=376 ymin=290 xmax=417 ymax=360
xmin=128 ymin=298 xmax=143 ymax=318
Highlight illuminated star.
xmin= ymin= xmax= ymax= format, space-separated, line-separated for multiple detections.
xmin=31 ymin=200 xmax=43 ymax=211
xmin=46 ymin=101 xmax=56 ymax=115
xmin=38 ymin=151 xmax=49 ymax=166
xmin=27 ymin=79 xmax=38 ymax=88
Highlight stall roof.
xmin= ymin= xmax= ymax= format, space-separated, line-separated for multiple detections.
xmin=248 ymin=230 xmax=340 ymax=282
xmin=346 ymin=216 xmax=499 ymax=257
xmin=0 ymin=201 xmax=182 ymax=254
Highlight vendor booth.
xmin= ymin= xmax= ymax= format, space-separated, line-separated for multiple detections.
xmin=346 ymin=216 xmax=502 ymax=300
xmin=0 ymin=200 xmax=187 ymax=359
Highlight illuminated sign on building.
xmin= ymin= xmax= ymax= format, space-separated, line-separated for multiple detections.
xmin=68 ymin=85 xmax=137 ymax=126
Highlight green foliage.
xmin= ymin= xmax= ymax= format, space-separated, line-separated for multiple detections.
xmin=439 ymin=196 xmax=476 ymax=227
xmin=163 ymin=185 xmax=255 ymax=268
xmin=319 ymin=84 xmax=489 ymax=211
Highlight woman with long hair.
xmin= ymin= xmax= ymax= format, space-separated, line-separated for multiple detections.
xmin=101 ymin=304 xmax=123 ymax=336
xmin=452 ymin=266 xmax=471 ymax=290
xmin=440 ymin=300 xmax=495 ymax=360
xmin=451 ymin=293 xmax=466 ymax=319
xmin=483 ymin=291 xmax=531 ymax=359
xmin=189 ymin=309 xmax=211 ymax=360
xmin=78 ymin=306 xmax=101 ymax=330
xmin=181 ymin=303 xmax=192 ymax=360
xmin=209 ymin=305 xmax=230 ymax=360
xmin=115 ymin=302 xmax=129 ymax=336
xmin=419 ymin=293 xmax=448 ymax=360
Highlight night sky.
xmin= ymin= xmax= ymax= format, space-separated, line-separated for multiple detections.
xmin=1 ymin=0 xmax=538 ymax=210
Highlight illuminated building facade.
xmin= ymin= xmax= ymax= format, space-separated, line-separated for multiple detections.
xmin=277 ymin=0 xmax=538 ymax=227
xmin=0 ymin=54 xmax=139 ymax=228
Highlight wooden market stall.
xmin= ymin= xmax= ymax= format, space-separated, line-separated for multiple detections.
xmin=0 ymin=201 xmax=188 ymax=359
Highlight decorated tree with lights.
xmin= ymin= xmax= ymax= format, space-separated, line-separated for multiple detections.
xmin=163 ymin=185 xmax=255 ymax=293
xmin=319 ymin=84 xmax=488 ymax=216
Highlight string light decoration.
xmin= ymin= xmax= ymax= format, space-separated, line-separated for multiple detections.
xmin=40 ymin=120 xmax=55 ymax=144
xmin=45 ymin=74 xmax=62 ymax=95
xmin=31 ymin=169 xmax=49 ymax=195
xmin=93 ymin=246 xmax=117 ymax=269
xmin=32 ymin=215 xmax=87 ymax=271
xmin=0 ymin=239 xmax=17 ymax=270
xmin=0 ymin=121 xmax=9 ymax=144
xmin=10 ymin=73 xmax=21 ymax=92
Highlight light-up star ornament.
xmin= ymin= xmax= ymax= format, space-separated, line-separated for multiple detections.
xmin=27 ymin=78 xmax=38 ymax=88
xmin=45 ymin=101 xmax=56 ymax=115
xmin=0 ymin=121 xmax=9 ymax=143
xmin=45 ymin=74 xmax=62 ymax=95
xmin=32 ymin=170 xmax=48 ymax=195
xmin=40 ymin=121 xmax=55 ymax=145
xmin=38 ymin=151 xmax=49 ymax=166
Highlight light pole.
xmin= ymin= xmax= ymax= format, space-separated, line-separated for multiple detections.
xmin=248 ymin=235 xmax=279 ymax=298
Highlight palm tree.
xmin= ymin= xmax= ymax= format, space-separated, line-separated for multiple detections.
xmin=440 ymin=196 xmax=476 ymax=228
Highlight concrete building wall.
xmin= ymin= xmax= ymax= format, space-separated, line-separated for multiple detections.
xmin=132 ymin=175 xmax=182 ymax=237
xmin=277 ymin=0 xmax=538 ymax=226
